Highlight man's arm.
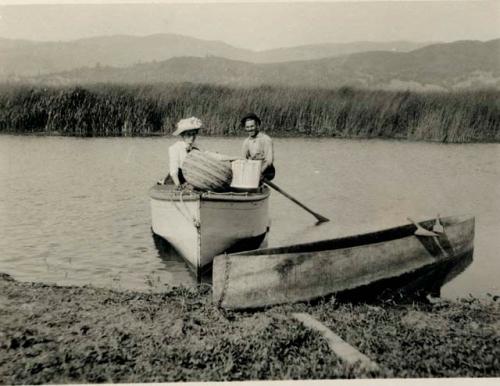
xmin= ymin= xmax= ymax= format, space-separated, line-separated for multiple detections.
xmin=241 ymin=138 xmax=250 ymax=159
xmin=262 ymin=136 xmax=274 ymax=170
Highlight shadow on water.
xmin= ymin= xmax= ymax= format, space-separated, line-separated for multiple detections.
xmin=334 ymin=250 xmax=474 ymax=304
xmin=151 ymin=231 xmax=184 ymax=262
xmin=151 ymin=230 xmax=269 ymax=285
xmin=151 ymin=231 xmax=212 ymax=284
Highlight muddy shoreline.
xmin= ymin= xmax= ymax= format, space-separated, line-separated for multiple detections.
xmin=0 ymin=273 xmax=498 ymax=383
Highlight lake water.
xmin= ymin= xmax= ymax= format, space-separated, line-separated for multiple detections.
xmin=0 ymin=135 xmax=498 ymax=298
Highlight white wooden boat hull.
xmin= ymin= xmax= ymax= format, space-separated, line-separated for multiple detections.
xmin=150 ymin=185 xmax=270 ymax=276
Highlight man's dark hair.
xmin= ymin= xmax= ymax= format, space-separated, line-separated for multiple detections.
xmin=240 ymin=112 xmax=261 ymax=127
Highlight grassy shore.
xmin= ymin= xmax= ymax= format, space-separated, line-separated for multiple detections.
xmin=0 ymin=83 xmax=499 ymax=142
xmin=0 ymin=273 xmax=498 ymax=383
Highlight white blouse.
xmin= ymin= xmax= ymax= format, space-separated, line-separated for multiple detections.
xmin=168 ymin=141 xmax=191 ymax=181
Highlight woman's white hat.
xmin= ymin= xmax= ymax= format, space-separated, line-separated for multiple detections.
xmin=173 ymin=117 xmax=202 ymax=136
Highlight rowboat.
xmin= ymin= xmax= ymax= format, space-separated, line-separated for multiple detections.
xmin=149 ymin=183 xmax=271 ymax=278
xmin=213 ymin=215 xmax=475 ymax=309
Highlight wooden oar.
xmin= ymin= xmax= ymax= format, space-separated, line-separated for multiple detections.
xmin=264 ymin=179 xmax=329 ymax=225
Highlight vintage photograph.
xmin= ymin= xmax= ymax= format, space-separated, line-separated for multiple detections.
xmin=0 ymin=0 xmax=499 ymax=384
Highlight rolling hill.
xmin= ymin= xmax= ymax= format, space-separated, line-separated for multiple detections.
xmin=253 ymin=41 xmax=431 ymax=63
xmin=0 ymin=33 xmax=430 ymax=78
xmin=28 ymin=39 xmax=500 ymax=91
xmin=0 ymin=34 xmax=249 ymax=78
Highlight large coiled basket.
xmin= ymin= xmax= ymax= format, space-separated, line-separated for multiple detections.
xmin=182 ymin=150 xmax=232 ymax=192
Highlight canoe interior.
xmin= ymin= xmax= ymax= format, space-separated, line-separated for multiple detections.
xmin=232 ymin=215 xmax=473 ymax=256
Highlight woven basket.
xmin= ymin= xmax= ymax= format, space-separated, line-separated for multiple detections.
xmin=182 ymin=150 xmax=232 ymax=192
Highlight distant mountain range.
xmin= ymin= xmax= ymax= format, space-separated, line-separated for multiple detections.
xmin=0 ymin=33 xmax=431 ymax=77
xmin=1 ymin=34 xmax=499 ymax=90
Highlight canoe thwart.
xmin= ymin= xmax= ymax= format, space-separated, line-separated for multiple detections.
xmin=407 ymin=217 xmax=440 ymax=237
xmin=433 ymin=214 xmax=445 ymax=234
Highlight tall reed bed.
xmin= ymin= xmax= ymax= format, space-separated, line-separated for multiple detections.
xmin=0 ymin=83 xmax=498 ymax=142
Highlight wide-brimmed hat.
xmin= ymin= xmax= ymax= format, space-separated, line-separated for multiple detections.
xmin=240 ymin=112 xmax=261 ymax=127
xmin=172 ymin=117 xmax=202 ymax=136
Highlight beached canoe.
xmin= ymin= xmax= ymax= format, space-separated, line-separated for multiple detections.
xmin=150 ymin=183 xmax=271 ymax=278
xmin=213 ymin=215 xmax=475 ymax=309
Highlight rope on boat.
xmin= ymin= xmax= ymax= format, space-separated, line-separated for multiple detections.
xmin=164 ymin=185 xmax=264 ymax=228
xmin=202 ymin=190 xmax=250 ymax=198
xmin=167 ymin=188 xmax=200 ymax=229
xmin=217 ymin=253 xmax=232 ymax=308
xmin=179 ymin=190 xmax=200 ymax=228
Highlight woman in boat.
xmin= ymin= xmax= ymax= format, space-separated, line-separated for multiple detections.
xmin=240 ymin=112 xmax=275 ymax=181
xmin=160 ymin=117 xmax=235 ymax=187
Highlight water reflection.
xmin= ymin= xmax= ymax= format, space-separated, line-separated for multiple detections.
xmin=152 ymin=232 xmax=218 ymax=284
xmin=151 ymin=229 xmax=269 ymax=285
xmin=440 ymin=251 xmax=474 ymax=293
xmin=336 ymin=251 xmax=474 ymax=303
xmin=151 ymin=232 xmax=198 ymax=285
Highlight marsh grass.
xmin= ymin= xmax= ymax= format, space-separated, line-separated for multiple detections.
xmin=0 ymin=83 xmax=498 ymax=142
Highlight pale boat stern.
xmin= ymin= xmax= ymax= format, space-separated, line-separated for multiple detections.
xmin=150 ymin=184 xmax=271 ymax=277
xmin=199 ymin=189 xmax=270 ymax=269
xmin=150 ymin=185 xmax=202 ymax=271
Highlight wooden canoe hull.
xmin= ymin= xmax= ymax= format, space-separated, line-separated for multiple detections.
xmin=150 ymin=184 xmax=271 ymax=277
xmin=213 ymin=215 xmax=475 ymax=309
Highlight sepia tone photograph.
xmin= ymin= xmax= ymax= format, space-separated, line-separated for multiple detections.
xmin=0 ymin=0 xmax=499 ymax=384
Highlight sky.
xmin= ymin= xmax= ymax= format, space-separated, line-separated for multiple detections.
xmin=0 ymin=1 xmax=498 ymax=50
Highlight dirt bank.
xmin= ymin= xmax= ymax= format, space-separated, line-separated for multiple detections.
xmin=0 ymin=273 xmax=498 ymax=383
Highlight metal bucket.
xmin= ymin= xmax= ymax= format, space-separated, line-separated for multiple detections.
xmin=230 ymin=160 xmax=262 ymax=191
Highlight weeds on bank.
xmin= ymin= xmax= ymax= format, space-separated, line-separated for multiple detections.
xmin=0 ymin=275 xmax=498 ymax=383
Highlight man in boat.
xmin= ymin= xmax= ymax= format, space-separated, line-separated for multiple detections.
xmin=159 ymin=117 xmax=235 ymax=188
xmin=241 ymin=112 xmax=275 ymax=181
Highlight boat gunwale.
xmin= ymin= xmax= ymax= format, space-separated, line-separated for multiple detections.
xmin=149 ymin=184 xmax=271 ymax=203
xmin=221 ymin=214 xmax=475 ymax=257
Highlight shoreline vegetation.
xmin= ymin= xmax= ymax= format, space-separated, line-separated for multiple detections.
xmin=0 ymin=273 xmax=498 ymax=383
xmin=0 ymin=83 xmax=499 ymax=143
